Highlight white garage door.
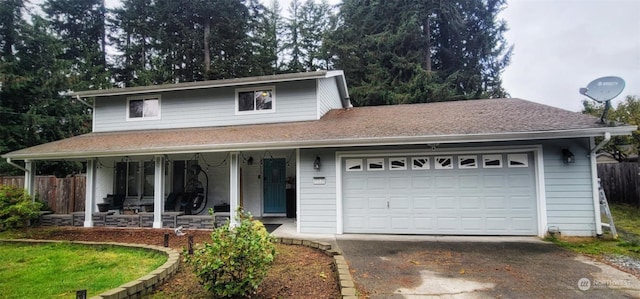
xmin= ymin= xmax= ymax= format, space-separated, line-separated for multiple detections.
xmin=342 ymin=152 xmax=538 ymax=235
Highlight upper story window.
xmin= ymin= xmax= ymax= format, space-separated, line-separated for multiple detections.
xmin=236 ymin=86 xmax=275 ymax=114
xmin=128 ymin=95 xmax=160 ymax=120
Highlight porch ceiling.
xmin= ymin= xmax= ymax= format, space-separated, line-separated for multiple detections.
xmin=2 ymin=98 xmax=635 ymax=160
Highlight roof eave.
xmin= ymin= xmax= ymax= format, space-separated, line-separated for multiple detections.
xmin=71 ymin=71 xmax=342 ymax=98
xmin=3 ymin=126 xmax=633 ymax=161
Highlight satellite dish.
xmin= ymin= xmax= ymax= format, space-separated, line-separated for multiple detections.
xmin=579 ymin=76 xmax=625 ymax=103
xmin=579 ymin=76 xmax=625 ymax=123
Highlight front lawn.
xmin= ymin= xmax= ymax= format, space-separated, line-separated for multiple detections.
xmin=550 ymin=204 xmax=640 ymax=259
xmin=0 ymin=242 xmax=166 ymax=298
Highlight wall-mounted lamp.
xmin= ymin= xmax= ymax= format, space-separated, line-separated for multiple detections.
xmin=313 ymin=156 xmax=321 ymax=170
xmin=562 ymin=149 xmax=575 ymax=164
xmin=247 ymin=156 xmax=254 ymax=165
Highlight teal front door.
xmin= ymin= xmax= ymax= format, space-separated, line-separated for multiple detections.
xmin=263 ymin=158 xmax=286 ymax=213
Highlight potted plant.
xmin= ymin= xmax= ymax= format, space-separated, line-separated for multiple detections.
xmin=97 ymin=198 xmax=111 ymax=212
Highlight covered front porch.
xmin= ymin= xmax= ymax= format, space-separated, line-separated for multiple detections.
xmin=22 ymin=149 xmax=299 ymax=229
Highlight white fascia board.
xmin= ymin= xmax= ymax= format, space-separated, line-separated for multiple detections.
xmin=4 ymin=126 xmax=635 ymax=161
xmin=72 ymin=72 xmax=329 ymax=98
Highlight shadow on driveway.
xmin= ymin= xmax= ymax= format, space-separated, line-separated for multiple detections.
xmin=337 ymin=238 xmax=640 ymax=298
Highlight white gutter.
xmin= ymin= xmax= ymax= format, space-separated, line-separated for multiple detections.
xmin=5 ymin=158 xmax=28 ymax=172
xmin=590 ymin=132 xmax=611 ymax=155
xmin=2 ymin=126 xmax=635 ymax=161
xmin=75 ymin=95 xmax=93 ymax=109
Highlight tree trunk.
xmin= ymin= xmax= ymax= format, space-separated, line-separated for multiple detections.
xmin=203 ymin=19 xmax=211 ymax=75
xmin=100 ymin=0 xmax=107 ymax=69
xmin=424 ymin=16 xmax=431 ymax=73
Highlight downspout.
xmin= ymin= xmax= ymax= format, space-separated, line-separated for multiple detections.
xmin=590 ymin=132 xmax=611 ymax=236
xmin=5 ymin=158 xmax=28 ymax=172
xmin=75 ymin=95 xmax=93 ymax=109
xmin=590 ymin=132 xmax=611 ymax=155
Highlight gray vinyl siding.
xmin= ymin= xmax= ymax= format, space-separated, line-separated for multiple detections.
xmin=542 ymin=138 xmax=596 ymax=236
xmin=317 ymin=78 xmax=342 ymax=117
xmin=298 ymin=148 xmax=338 ymax=233
xmin=94 ymin=80 xmax=318 ymax=132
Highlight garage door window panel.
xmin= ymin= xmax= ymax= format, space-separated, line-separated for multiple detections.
xmin=367 ymin=158 xmax=385 ymax=171
xmin=435 ymin=156 xmax=453 ymax=169
xmin=412 ymin=157 xmax=430 ymax=170
xmin=389 ymin=158 xmax=407 ymax=170
xmin=483 ymin=155 xmax=503 ymax=168
xmin=458 ymin=155 xmax=478 ymax=169
xmin=346 ymin=159 xmax=363 ymax=171
xmin=508 ymin=154 xmax=529 ymax=167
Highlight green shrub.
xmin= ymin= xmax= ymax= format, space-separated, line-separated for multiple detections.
xmin=0 ymin=185 xmax=42 ymax=231
xmin=185 ymin=210 xmax=276 ymax=298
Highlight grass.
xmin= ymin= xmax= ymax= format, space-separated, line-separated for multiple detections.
xmin=0 ymin=242 xmax=167 ymax=298
xmin=549 ymin=204 xmax=640 ymax=259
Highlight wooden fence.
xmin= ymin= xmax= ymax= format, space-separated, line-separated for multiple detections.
xmin=0 ymin=175 xmax=86 ymax=213
xmin=598 ymin=162 xmax=640 ymax=207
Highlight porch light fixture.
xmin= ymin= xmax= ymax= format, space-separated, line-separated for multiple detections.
xmin=313 ymin=156 xmax=321 ymax=170
xmin=247 ymin=156 xmax=254 ymax=165
xmin=562 ymin=148 xmax=575 ymax=164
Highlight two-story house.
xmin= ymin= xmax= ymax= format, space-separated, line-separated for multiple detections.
xmin=2 ymin=70 xmax=635 ymax=237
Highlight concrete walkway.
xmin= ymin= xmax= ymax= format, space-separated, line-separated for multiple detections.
xmin=270 ymin=222 xmax=640 ymax=299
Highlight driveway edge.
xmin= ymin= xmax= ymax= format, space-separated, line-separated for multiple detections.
xmin=276 ymin=237 xmax=358 ymax=299
xmin=0 ymin=239 xmax=179 ymax=299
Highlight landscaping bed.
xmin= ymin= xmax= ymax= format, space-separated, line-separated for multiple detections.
xmin=1 ymin=227 xmax=341 ymax=299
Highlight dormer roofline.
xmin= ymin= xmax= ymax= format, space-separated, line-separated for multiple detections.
xmin=72 ymin=70 xmax=349 ymax=101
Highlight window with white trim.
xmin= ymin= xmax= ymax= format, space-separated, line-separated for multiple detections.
xmin=435 ymin=156 xmax=453 ymax=169
xmin=412 ymin=157 xmax=430 ymax=170
xmin=346 ymin=159 xmax=363 ymax=171
xmin=389 ymin=158 xmax=407 ymax=170
xmin=458 ymin=155 xmax=478 ymax=169
xmin=508 ymin=153 xmax=529 ymax=168
xmin=127 ymin=95 xmax=160 ymax=120
xmin=367 ymin=158 xmax=385 ymax=171
xmin=483 ymin=154 xmax=503 ymax=168
xmin=236 ymin=86 xmax=275 ymax=113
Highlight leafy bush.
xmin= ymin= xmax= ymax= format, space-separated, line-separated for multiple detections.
xmin=185 ymin=210 xmax=276 ymax=298
xmin=0 ymin=185 xmax=43 ymax=231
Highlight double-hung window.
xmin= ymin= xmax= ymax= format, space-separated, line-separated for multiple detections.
xmin=236 ymin=86 xmax=275 ymax=114
xmin=127 ymin=95 xmax=161 ymax=120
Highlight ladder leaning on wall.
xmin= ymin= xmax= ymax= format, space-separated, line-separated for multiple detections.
xmin=598 ymin=178 xmax=618 ymax=239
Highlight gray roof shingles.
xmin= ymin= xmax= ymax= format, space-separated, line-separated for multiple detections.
xmin=2 ymin=98 xmax=634 ymax=160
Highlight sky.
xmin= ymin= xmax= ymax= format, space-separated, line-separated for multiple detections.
xmin=500 ymin=0 xmax=640 ymax=112
xmin=102 ymin=0 xmax=640 ymax=112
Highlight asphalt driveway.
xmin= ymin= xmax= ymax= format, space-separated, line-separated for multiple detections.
xmin=336 ymin=236 xmax=640 ymax=298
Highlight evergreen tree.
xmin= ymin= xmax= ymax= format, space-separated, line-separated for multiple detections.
xmin=299 ymin=0 xmax=333 ymax=70
xmin=246 ymin=0 xmax=279 ymax=75
xmin=0 ymin=14 xmax=91 ymax=175
xmin=110 ymin=0 xmax=156 ymax=86
xmin=326 ymin=0 xmax=512 ymax=106
xmin=43 ymin=0 xmax=110 ymax=89
xmin=202 ymin=0 xmax=252 ymax=79
xmin=282 ymin=0 xmax=305 ymax=72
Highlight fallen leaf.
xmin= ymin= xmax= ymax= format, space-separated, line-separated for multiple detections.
xmin=459 ymin=269 xmax=465 ymax=274
xmin=410 ymin=260 xmax=420 ymax=265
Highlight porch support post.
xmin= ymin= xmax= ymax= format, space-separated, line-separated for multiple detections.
xmin=24 ymin=160 xmax=36 ymax=200
xmin=229 ymin=152 xmax=240 ymax=227
xmin=153 ymin=155 xmax=165 ymax=228
xmin=84 ymin=159 xmax=96 ymax=227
